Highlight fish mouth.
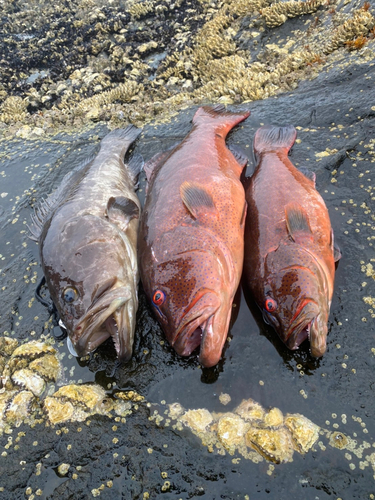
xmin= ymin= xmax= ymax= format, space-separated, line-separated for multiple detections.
xmin=285 ymin=299 xmax=319 ymax=351
xmin=71 ymin=285 xmax=136 ymax=362
xmin=172 ymin=291 xmax=220 ymax=360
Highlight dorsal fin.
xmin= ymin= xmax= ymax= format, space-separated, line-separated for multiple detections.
xmin=180 ymin=181 xmax=217 ymax=219
xmin=227 ymin=144 xmax=249 ymax=170
xmin=285 ymin=202 xmax=313 ymax=242
xmin=143 ymin=151 xmax=171 ymax=181
xmin=127 ymin=153 xmax=144 ymax=185
xmin=28 ymin=153 xmax=96 ymax=241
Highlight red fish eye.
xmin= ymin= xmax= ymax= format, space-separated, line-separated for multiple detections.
xmin=153 ymin=290 xmax=165 ymax=306
xmin=265 ymin=298 xmax=277 ymax=312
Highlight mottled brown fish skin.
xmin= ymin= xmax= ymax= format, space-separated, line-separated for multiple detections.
xmin=30 ymin=127 xmax=142 ymax=361
xmin=139 ymin=106 xmax=250 ymax=368
xmin=243 ymin=125 xmax=338 ymax=357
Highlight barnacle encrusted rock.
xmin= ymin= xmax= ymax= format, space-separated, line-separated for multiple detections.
xmin=0 ymin=97 xmax=29 ymax=124
xmin=284 ymin=413 xmax=320 ymax=453
xmin=0 ymin=0 xmax=373 ymax=132
xmin=261 ymin=0 xmax=325 ymax=28
xmin=177 ymin=398 xmax=320 ymax=463
xmin=323 ymin=9 xmax=375 ymax=54
xmin=329 ymin=431 xmax=349 ymax=450
xmin=1 ymin=340 xmax=61 ymax=394
xmin=179 ymin=409 xmax=214 ymax=434
xmin=245 ymin=426 xmax=294 ymax=463
xmin=0 ymin=337 xmax=19 ymax=377
xmin=234 ymin=398 xmax=265 ymax=422
xmin=44 ymin=384 xmax=113 ymax=424
xmin=217 ymin=413 xmax=249 ymax=453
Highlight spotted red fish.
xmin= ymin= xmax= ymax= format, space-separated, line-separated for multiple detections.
xmin=139 ymin=105 xmax=250 ymax=367
xmin=243 ymin=125 xmax=341 ymax=357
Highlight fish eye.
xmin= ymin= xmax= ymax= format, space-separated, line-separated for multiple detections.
xmin=152 ymin=290 xmax=165 ymax=306
xmin=63 ymin=287 xmax=78 ymax=303
xmin=264 ymin=297 xmax=277 ymax=313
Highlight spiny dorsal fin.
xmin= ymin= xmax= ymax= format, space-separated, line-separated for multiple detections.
xmin=285 ymin=202 xmax=312 ymax=242
xmin=28 ymin=153 xmax=96 ymax=241
xmin=299 ymin=167 xmax=316 ymax=186
xmin=144 ymin=150 xmax=172 ymax=181
xmin=127 ymin=153 xmax=144 ymax=184
xmin=180 ymin=181 xmax=217 ymax=219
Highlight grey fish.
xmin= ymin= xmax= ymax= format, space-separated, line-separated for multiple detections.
xmin=29 ymin=127 xmax=142 ymax=361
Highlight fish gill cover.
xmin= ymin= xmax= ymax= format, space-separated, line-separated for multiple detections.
xmin=0 ymin=0 xmax=375 ymax=498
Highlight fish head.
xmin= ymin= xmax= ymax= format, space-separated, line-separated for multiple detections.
xmin=261 ymin=244 xmax=330 ymax=357
xmin=143 ymin=227 xmax=234 ymax=367
xmin=42 ymin=215 xmax=137 ymax=361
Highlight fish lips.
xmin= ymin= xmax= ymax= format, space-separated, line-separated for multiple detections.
xmin=284 ymin=300 xmax=320 ymax=352
xmin=172 ymin=292 xmax=221 ymax=360
xmin=71 ymin=287 xmax=135 ymax=362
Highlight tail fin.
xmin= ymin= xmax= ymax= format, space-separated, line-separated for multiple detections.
xmin=101 ymin=125 xmax=142 ymax=146
xmin=253 ymin=125 xmax=296 ymax=161
xmin=98 ymin=125 xmax=142 ymax=163
xmin=192 ymin=105 xmax=250 ymax=138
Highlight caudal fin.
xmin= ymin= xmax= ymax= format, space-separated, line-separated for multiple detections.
xmin=101 ymin=125 xmax=142 ymax=146
xmin=253 ymin=125 xmax=296 ymax=161
xmin=192 ymin=105 xmax=250 ymax=138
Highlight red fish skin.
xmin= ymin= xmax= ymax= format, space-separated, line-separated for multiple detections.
xmin=244 ymin=125 xmax=336 ymax=357
xmin=139 ymin=106 xmax=250 ymax=367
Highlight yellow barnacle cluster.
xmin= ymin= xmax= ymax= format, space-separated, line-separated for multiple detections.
xmin=261 ymin=0 xmax=325 ymax=28
xmin=173 ymin=398 xmax=320 ymax=464
xmin=128 ymin=0 xmax=155 ymax=20
xmin=0 ymin=338 xmax=61 ymax=435
xmin=1 ymin=339 xmax=61 ymax=397
xmin=0 ymin=97 xmax=29 ymax=125
xmin=323 ymin=8 xmax=375 ymax=54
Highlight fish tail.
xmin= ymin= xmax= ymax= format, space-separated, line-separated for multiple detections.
xmin=100 ymin=125 xmax=142 ymax=149
xmin=253 ymin=125 xmax=297 ymax=159
xmin=192 ymin=105 xmax=250 ymax=137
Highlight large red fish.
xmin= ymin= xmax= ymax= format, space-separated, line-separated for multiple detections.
xmin=243 ymin=125 xmax=340 ymax=357
xmin=139 ymin=105 xmax=250 ymax=367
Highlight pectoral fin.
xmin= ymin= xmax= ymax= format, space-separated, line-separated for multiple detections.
xmin=180 ymin=181 xmax=217 ymax=219
xmin=330 ymin=229 xmax=342 ymax=262
xmin=106 ymin=196 xmax=139 ymax=229
xmin=285 ymin=202 xmax=313 ymax=242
